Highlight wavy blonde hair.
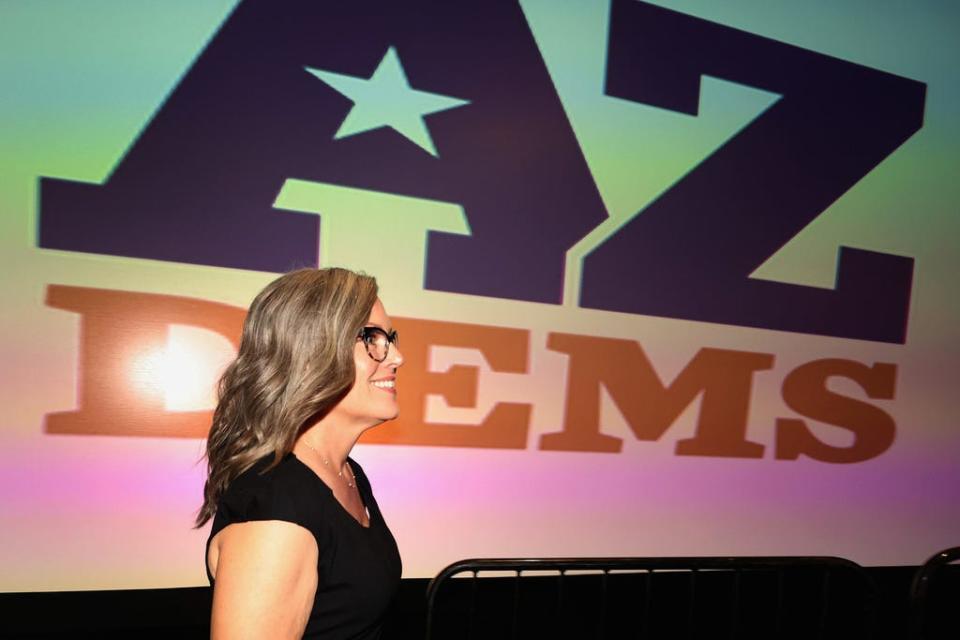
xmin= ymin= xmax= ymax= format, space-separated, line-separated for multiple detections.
xmin=196 ymin=267 xmax=378 ymax=527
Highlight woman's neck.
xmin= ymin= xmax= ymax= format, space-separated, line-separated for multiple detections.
xmin=295 ymin=418 xmax=364 ymax=469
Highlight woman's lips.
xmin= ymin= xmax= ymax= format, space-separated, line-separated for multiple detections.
xmin=371 ymin=378 xmax=396 ymax=394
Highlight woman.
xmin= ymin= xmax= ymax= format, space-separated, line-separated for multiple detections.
xmin=195 ymin=267 xmax=403 ymax=639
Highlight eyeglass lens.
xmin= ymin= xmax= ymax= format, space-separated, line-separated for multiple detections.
xmin=362 ymin=328 xmax=396 ymax=362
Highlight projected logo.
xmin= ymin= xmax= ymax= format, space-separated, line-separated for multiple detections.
xmin=37 ymin=1 xmax=925 ymax=462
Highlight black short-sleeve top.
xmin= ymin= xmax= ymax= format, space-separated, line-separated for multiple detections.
xmin=206 ymin=452 xmax=401 ymax=639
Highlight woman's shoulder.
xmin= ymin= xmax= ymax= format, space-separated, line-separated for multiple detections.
xmin=229 ymin=452 xmax=303 ymax=489
xmin=218 ymin=453 xmax=323 ymax=528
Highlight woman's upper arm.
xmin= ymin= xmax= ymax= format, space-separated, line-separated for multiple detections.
xmin=210 ymin=520 xmax=319 ymax=640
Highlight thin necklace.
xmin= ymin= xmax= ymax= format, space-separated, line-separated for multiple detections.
xmin=303 ymin=440 xmax=355 ymax=488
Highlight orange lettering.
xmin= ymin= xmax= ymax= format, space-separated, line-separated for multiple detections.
xmin=44 ymin=285 xmax=243 ymax=438
xmin=776 ymin=359 xmax=896 ymax=463
xmin=361 ymin=318 xmax=531 ymax=448
xmin=540 ymin=333 xmax=770 ymax=457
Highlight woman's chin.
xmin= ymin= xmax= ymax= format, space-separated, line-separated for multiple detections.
xmin=365 ymin=411 xmax=398 ymax=428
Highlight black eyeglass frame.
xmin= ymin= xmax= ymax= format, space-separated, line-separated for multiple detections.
xmin=357 ymin=326 xmax=399 ymax=363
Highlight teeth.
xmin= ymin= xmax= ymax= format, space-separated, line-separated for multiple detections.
xmin=371 ymin=380 xmax=395 ymax=389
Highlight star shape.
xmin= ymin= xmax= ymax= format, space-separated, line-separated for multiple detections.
xmin=305 ymin=47 xmax=470 ymax=157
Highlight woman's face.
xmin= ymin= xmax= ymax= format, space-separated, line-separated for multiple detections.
xmin=328 ymin=298 xmax=403 ymax=429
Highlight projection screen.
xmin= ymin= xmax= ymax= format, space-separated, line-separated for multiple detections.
xmin=1 ymin=0 xmax=958 ymax=591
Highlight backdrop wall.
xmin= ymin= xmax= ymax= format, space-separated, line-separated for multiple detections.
xmin=1 ymin=0 xmax=957 ymax=591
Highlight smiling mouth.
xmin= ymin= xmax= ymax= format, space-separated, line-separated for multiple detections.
xmin=371 ymin=379 xmax=396 ymax=392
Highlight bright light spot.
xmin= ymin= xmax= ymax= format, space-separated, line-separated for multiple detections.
xmin=161 ymin=325 xmax=236 ymax=411
xmin=127 ymin=325 xmax=236 ymax=411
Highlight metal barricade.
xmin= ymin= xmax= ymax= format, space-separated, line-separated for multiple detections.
xmin=910 ymin=546 xmax=960 ymax=639
xmin=425 ymin=556 xmax=878 ymax=640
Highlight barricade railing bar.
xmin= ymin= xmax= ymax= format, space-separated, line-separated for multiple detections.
xmin=425 ymin=556 xmax=879 ymax=640
xmin=910 ymin=546 xmax=960 ymax=639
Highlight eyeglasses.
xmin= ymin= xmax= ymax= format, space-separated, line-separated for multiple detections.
xmin=357 ymin=326 xmax=399 ymax=363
